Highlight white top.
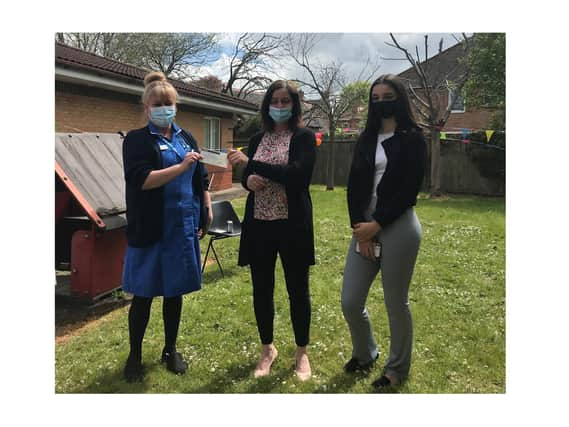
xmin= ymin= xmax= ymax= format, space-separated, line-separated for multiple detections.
xmin=365 ymin=132 xmax=394 ymax=219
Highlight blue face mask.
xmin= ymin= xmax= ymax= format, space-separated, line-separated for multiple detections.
xmin=269 ymin=106 xmax=292 ymax=123
xmin=150 ymin=105 xmax=176 ymax=127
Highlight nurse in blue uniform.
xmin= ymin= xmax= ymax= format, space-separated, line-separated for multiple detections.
xmin=121 ymin=71 xmax=212 ymax=382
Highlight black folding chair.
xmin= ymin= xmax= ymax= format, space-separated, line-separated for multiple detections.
xmin=201 ymin=200 xmax=242 ymax=276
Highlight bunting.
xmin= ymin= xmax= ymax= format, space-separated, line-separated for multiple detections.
xmin=438 ymin=126 xmax=505 ymax=133
xmin=432 ymin=127 xmax=503 ymax=145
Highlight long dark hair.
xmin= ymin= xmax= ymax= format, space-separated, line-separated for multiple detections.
xmin=260 ymin=80 xmax=302 ymax=132
xmin=363 ymin=74 xmax=419 ymax=136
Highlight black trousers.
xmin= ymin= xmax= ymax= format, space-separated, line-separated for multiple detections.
xmin=248 ymin=220 xmax=311 ymax=347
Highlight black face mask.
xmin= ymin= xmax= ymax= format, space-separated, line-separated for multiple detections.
xmin=371 ymin=99 xmax=398 ymax=118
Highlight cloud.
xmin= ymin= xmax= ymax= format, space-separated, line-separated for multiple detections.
xmin=187 ymin=32 xmax=468 ymax=87
xmin=189 ymin=53 xmax=233 ymax=80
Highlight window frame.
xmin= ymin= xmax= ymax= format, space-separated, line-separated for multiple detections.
xmin=203 ymin=116 xmax=221 ymax=150
xmin=448 ymin=89 xmax=466 ymax=113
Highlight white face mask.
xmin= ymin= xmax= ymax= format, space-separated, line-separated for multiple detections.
xmin=149 ymin=105 xmax=176 ymax=127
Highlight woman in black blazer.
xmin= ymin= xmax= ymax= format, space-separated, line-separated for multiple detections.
xmin=228 ymin=80 xmax=316 ymax=381
xmin=341 ymin=74 xmax=426 ymax=391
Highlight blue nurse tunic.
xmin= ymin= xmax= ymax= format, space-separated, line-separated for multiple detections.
xmin=122 ymin=123 xmax=202 ymax=297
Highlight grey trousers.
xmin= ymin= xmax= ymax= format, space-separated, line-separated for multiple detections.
xmin=341 ymin=208 xmax=421 ymax=381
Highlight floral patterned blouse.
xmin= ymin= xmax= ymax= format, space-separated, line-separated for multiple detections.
xmin=252 ymin=130 xmax=292 ymax=220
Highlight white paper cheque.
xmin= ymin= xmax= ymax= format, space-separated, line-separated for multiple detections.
xmin=200 ymin=149 xmax=228 ymax=168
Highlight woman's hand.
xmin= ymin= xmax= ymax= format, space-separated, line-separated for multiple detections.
xmin=198 ymin=204 xmax=214 ymax=240
xmin=181 ymin=151 xmax=203 ymax=171
xmin=228 ymin=149 xmax=249 ymax=167
xmin=142 ymin=151 xmax=203 ymax=190
xmin=247 ymin=174 xmax=267 ymax=192
xmin=353 ymin=221 xmax=381 ymax=242
xmin=357 ymin=239 xmax=376 ymax=261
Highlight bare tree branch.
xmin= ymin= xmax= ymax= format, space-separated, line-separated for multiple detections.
xmin=386 ymin=33 xmax=473 ymax=197
xmin=408 ymin=84 xmax=430 ymax=110
xmin=388 ymin=33 xmax=435 ymax=114
xmin=58 ymin=33 xmax=219 ymax=79
xmin=222 ymin=33 xmax=282 ymax=98
xmin=283 ymin=33 xmax=375 ymax=190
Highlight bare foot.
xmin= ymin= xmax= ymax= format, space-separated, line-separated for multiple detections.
xmin=294 ymin=347 xmax=311 ymax=381
xmin=253 ymin=344 xmax=278 ymax=378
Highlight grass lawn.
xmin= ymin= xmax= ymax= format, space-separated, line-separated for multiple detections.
xmin=55 ymin=186 xmax=505 ymax=393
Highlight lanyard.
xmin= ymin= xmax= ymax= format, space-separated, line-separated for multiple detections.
xmin=159 ymin=134 xmax=192 ymax=162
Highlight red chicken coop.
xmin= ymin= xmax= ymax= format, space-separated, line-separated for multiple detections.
xmin=55 ymin=132 xmax=127 ymax=300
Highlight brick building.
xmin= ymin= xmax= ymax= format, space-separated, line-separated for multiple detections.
xmin=397 ymin=40 xmax=498 ymax=135
xmin=55 ymin=42 xmax=258 ymax=191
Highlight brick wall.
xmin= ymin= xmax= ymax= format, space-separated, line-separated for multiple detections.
xmin=55 ymin=81 xmax=235 ymax=191
xmin=55 ymin=82 xmax=146 ymax=133
xmin=409 ymin=87 xmax=495 ymax=131
xmin=445 ymin=109 xmax=494 ymax=132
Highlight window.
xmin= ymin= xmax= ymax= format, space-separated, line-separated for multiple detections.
xmin=449 ymin=89 xmax=465 ymax=113
xmin=203 ymin=117 xmax=221 ymax=150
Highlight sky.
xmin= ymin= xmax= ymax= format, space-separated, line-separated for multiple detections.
xmin=192 ymin=32 xmax=468 ymax=88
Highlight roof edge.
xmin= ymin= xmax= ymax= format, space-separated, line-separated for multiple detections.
xmin=55 ymin=65 xmax=258 ymax=115
xmin=55 ymin=42 xmax=258 ymax=113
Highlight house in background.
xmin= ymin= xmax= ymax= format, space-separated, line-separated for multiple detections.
xmin=397 ymin=40 xmax=497 ymax=135
xmin=301 ymin=91 xmax=367 ymax=137
xmin=55 ymin=42 xmax=258 ymax=192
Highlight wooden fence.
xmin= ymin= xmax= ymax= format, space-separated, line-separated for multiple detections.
xmin=233 ymin=136 xmax=505 ymax=196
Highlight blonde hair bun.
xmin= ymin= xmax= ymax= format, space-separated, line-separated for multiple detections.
xmin=141 ymin=71 xmax=178 ymax=106
xmin=144 ymin=71 xmax=167 ymax=87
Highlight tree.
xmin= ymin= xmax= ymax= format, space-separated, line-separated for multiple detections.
xmin=222 ymin=33 xmax=282 ymax=99
xmin=340 ymin=81 xmax=371 ymax=129
xmin=386 ymin=33 xmax=471 ymax=197
xmin=131 ymin=33 xmax=218 ymax=78
xmin=463 ymin=33 xmax=505 ymax=129
xmin=283 ymin=33 xmax=379 ymax=190
xmin=234 ymin=113 xmax=263 ymax=138
xmin=56 ymin=33 xmax=124 ymax=57
xmin=56 ymin=33 xmax=219 ymax=79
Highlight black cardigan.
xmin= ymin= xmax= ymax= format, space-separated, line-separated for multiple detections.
xmin=347 ymin=127 xmax=426 ymax=228
xmin=122 ymin=125 xmax=209 ymax=247
xmin=238 ymin=127 xmax=316 ymax=266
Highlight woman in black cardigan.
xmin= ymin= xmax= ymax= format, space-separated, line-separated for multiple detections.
xmin=228 ymin=80 xmax=316 ymax=381
xmin=121 ymin=72 xmax=212 ymax=382
xmin=341 ymin=74 xmax=426 ymax=391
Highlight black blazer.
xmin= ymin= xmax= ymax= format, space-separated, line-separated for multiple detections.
xmin=347 ymin=127 xmax=426 ymax=228
xmin=122 ymin=125 xmax=209 ymax=247
xmin=238 ymin=127 xmax=316 ymax=266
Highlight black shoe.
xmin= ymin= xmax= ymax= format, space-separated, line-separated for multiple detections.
xmin=161 ymin=350 xmax=188 ymax=375
xmin=124 ymin=357 xmax=144 ymax=383
xmin=343 ymin=354 xmax=379 ymax=373
xmin=371 ymin=375 xmax=397 ymax=392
